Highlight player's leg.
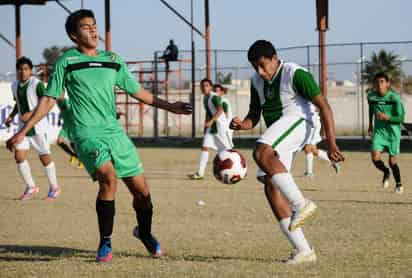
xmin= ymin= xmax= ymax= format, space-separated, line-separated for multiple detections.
xmin=389 ymin=155 xmax=403 ymax=193
xmin=371 ymin=150 xmax=390 ymax=188
xmin=254 ymin=116 xmax=316 ymax=231
xmin=263 ymin=175 xmax=315 ymax=264
xmin=57 ymin=136 xmax=77 ymax=162
xmin=123 ymin=175 xmax=163 ymax=257
xmin=190 ymin=132 xmax=217 ymax=179
xmin=32 ymin=134 xmax=60 ymax=199
xmin=14 ymin=141 xmax=39 ymax=200
xmin=303 ymin=144 xmax=314 ymax=177
xmin=95 ymin=162 xmax=118 ymax=262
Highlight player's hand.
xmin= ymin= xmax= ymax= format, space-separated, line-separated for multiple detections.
xmin=6 ymin=132 xmax=25 ymax=152
xmin=169 ymin=101 xmax=192 ymax=115
xmin=368 ymin=126 xmax=373 ymax=136
xmin=205 ymin=120 xmax=213 ymax=128
xmin=230 ymin=117 xmax=243 ymax=130
xmin=376 ymin=112 xmax=389 ymax=121
xmin=327 ymin=142 xmax=345 ymax=163
xmin=21 ymin=112 xmax=32 ymax=123
xmin=4 ymin=116 xmax=13 ymax=128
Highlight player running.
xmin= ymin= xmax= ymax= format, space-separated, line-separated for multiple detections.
xmin=230 ymin=40 xmax=344 ymax=264
xmin=6 ymin=9 xmax=192 ymax=263
xmin=189 ymin=79 xmax=233 ymax=180
xmin=3 ymin=57 xmax=60 ymax=201
xmin=367 ymin=72 xmax=405 ymax=193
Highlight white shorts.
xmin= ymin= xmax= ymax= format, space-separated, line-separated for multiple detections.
xmin=15 ymin=133 xmax=51 ymax=155
xmin=256 ymin=116 xmax=312 ymax=179
xmin=202 ymin=128 xmax=234 ymax=151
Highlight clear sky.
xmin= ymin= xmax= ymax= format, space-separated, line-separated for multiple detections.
xmin=0 ymin=0 xmax=410 ymax=75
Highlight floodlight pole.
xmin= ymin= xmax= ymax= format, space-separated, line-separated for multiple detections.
xmin=15 ymin=4 xmax=21 ymax=59
xmin=204 ymin=0 xmax=211 ymax=80
xmin=105 ymin=0 xmax=111 ymax=51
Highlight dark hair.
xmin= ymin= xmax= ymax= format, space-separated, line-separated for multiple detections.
xmin=16 ymin=56 xmax=33 ymax=70
xmin=247 ymin=40 xmax=277 ymax=64
xmin=65 ymin=9 xmax=95 ymax=42
xmin=213 ymin=84 xmax=227 ymax=93
xmin=200 ymin=78 xmax=213 ymax=86
xmin=374 ymin=71 xmax=390 ymax=82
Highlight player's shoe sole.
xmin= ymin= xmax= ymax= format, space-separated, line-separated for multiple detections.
xmin=285 ymin=248 xmax=317 ymax=264
xmin=18 ymin=186 xmax=40 ymax=200
xmin=133 ymin=226 xmax=164 ymax=258
xmin=289 ymin=200 xmax=317 ymax=232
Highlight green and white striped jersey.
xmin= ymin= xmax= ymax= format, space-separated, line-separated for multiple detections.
xmin=250 ymin=61 xmax=320 ymax=127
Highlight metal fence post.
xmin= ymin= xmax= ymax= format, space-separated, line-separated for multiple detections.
xmin=153 ymin=51 xmax=159 ymax=138
xmin=360 ymin=43 xmax=365 ymax=140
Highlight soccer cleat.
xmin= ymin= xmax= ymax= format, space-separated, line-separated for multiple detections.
xmin=69 ymin=156 xmax=77 ymax=167
xmin=96 ymin=239 xmax=113 ymax=263
xmin=133 ymin=226 xmax=163 ymax=258
xmin=188 ymin=173 xmax=204 ymax=180
xmin=289 ymin=199 xmax=317 ymax=232
xmin=285 ymin=248 xmax=317 ymax=264
xmin=46 ymin=187 xmax=61 ymax=201
xmin=382 ymin=171 xmax=390 ymax=188
xmin=332 ymin=163 xmax=340 ymax=174
xmin=18 ymin=186 xmax=40 ymax=200
xmin=395 ymin=184 xmax=404 ymax=194
xmin=303 ymin=172 xmax=314 ymax=178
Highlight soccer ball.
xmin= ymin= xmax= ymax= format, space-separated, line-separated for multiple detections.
xmin=213 ymin=149 xmax=247 ymax=184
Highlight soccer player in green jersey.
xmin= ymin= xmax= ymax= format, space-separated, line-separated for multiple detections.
xmin=189 ymin=79 xmax=233 ymax=180
xmin=367 ymin=72 xmax=405 ymax=193
xmin=3 ymin=57 xmax=60 ymax=201
xmin=231 ymin=40 xmax=344 ymax=264
xmin=6 ymin=9 xmax=192 ymax=263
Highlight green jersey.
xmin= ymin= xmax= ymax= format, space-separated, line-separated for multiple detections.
xmin=250 ymin=62 xmax=320 ymax=127
xmin=368 ymin=90 xmax=405 ymax=139
xmin=46 ymin=48 xmax=141 ymax=141
xmin=203 ymin=93 xmax=223 ymax=133
xmin=16 ymin=80 xmax=46 ymax=136
xmin=57 ymin=98 xmax=73 ymax=129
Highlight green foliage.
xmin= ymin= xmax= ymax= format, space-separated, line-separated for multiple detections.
xmin=216 ymin=72 xmax=232 ymax=84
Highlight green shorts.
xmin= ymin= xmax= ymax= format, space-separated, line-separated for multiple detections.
xmin=58 ymin=126 xmax=72 ymax=142
xmin=371 ymin=134 xmax=400 ymax=156
xmin=75 ymin=133 xmax=144 ymax=180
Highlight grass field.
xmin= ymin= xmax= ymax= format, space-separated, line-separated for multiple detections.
xmin=0 ymin=146 xmax=411 ymax=278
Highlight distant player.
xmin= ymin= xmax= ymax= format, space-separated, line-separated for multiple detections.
xmin=230 ymin=40 xmax=344 ymax=264
xmin=3 ymin=57 xmax=60 ymax=201
xmin=367 ymin=72 xmax=404 ymax=193
xmin=7 ymin=10 xmax=192 ymax=262
xmin=189 ymin=79 xmax=233 ymax=180
xmin=56 ymin=94 xmax=83 ymax=169
xmin=303 ymin=108 xmax=339 ymax=177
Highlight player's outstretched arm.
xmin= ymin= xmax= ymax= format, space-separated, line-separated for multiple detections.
xmin=6 ymin=96 xmax=56 ymax=151
xmin=131 ymin=89 xmax=192 ymax=115
xmin=312 ymin=95 xmax=345 ymax=163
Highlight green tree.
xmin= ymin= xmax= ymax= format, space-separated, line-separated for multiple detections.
xmin=42 ymin=45 xmax=72 ymax=78
xmin=362 ymin=49 xmax=403 ymax=89
xmin=216 ymin=72 xmax=232 ymax=85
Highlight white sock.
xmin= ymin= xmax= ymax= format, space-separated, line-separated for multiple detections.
xmin=317 ymin=149 xmax=330 ymax=162
xmin=17 ymin=160 xmax=35 ymax=188
xmin=305 ymin=153 xmax=314 ymax=174
xmin=271 ymin=173 xmax=306 ymax=210
xmin=198 ymin=151 xmax=209 ymax=177
xmin=44 ymin=162 xmax=58 ymax=190
xmin=279 ymin=217 xmax=312 ymax=253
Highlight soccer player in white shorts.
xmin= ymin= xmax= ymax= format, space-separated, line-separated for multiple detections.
xmin=231 ymin=40 xmax=344 ymax=264
xmin=303 ymin=110 xmax=340 ymax=177
xmin=214 ymin=84 xmax=234 ymax=142
xmin=4 ymin=57 xmax=60 ymax=200
xmin=189 ymin=79 xmax=233 ymax=180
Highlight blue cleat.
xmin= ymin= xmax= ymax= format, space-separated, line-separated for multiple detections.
xmin=96 ymin=238 xmax=113 ymax=263
xmin=133 ymin=226 xmax=163 ymax=258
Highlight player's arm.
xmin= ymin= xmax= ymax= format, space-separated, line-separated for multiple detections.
xmin=4 ymin=104 xmax=18 ymax=127
xmin=294 ymin=69 xmax=344 ymax=163
xmin=6 ymin=96 xmax=56 ymax=151
xmin=388 ymin=96 xmax=405 ymax=124
xmin=230 ymin=84 xmax=261 ymax=130
xmin=368 ymin=99 xmax=374 ymax=135
xmin=205 ymin=95 xmax=223 ymax=128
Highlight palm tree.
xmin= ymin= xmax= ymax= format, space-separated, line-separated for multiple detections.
xmin=362 ymin=49 xmax=403 ymax=89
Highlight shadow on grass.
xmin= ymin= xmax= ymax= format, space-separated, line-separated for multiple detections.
xmin=0 ymin=244 xmax=94 ymax=262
